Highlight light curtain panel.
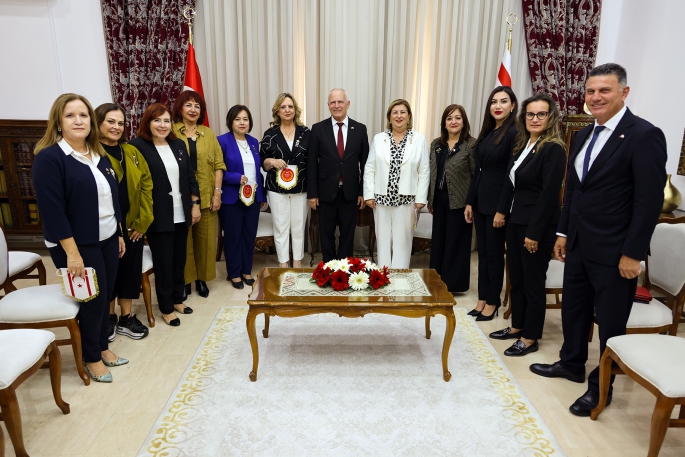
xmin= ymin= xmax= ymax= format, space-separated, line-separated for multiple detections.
xmin=193 ymin=0 xmax=532 ymax=140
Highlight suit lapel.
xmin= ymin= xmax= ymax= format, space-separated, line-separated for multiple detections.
xmin=273 ymin=127 xmax=293 ymax=161
xmin=583 ymin=110 xmax=635 ymax=184
xmin=344 ymin=119 xmax=355 ymax=156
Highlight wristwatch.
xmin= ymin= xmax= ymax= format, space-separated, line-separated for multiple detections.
xmin=214 ymin=187 xmax=223 ymax=194
xmin=191 ymin=199 xmax=201 ymax=205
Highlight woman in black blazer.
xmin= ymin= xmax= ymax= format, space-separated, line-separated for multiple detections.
xmin=465 ymin=86 xmax=518 ymax=320
xmin=33 ymin=93 xmax=127 ymax=383
xmin=259 ymin=93 xmax=310 ymax=268
xmin=489 ymin=93 xmax=567 ymax=356
xmin=129 ymin=103 xmax=200 ymax=327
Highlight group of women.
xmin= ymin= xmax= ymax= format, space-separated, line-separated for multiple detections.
xmin=31 ymin=86 xmax=566 ymax=382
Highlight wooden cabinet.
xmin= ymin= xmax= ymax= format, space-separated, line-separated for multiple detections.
xmin=0 ymin=120 xmax=47 ymax=235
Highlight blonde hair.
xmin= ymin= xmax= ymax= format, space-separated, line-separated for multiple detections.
xmin=385 ymin=99 xmax=413 ymax=130
xmin=270 ymin=93 xmax=304 ymax=126
xmin=35 ymin=93 xmax=105 ymax=156
xmin=513 ymin=93 xmax=566 ymax=154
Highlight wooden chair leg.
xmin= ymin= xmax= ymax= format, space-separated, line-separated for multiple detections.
xmin=648 ymin=394 xmax=677 ymax=457
xmin=141 ymin=272 xmax=155 ymax=327
xmin=0 ymin=388 xmax=28 ymax=457
xmin=37 ymin=260 xmax=47 ymax=285
xmin=591 ymin=347 xmax=614 ymax=420
xmin=3 ymin=280 xmax=17 ymax=294
xmin=65 ymin=319 xmax=89 ymax=386
xmin=47 ymin=342 xmax=70 ymax=415
xmin=0 ymin=421 xmax=4 ymax=457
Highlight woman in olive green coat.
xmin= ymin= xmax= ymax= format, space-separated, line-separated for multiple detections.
xmin=172 ymin=90 xmax=226 ymax=298
xmin=95 ymin=103 xmax=154 ymax=341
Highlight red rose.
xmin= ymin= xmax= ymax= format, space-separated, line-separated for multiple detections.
xmin=330 ymin=270 xmax=350 ymax=291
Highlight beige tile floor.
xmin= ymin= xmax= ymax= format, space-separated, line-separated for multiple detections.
xmin=2 ymin=250 xmax=684 ymax=456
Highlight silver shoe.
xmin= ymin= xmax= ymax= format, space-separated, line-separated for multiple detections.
xmin=83 ymin=361 xmax=113 ymax=383
xmin=103 ymin=356 xmax=129 ymax=367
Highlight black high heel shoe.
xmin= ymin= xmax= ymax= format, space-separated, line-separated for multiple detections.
xmin=467 ymin=308 xmax=483 ymax=317
xmin=475 ymin=304 xmax=500 ymax=322
xmin=182 ymin=283 xmax=191 ymax=300
xmin=195 ymin=280 xmax=209 ymax=298
xmin=241 ymin=275 xmax=255 ymax=286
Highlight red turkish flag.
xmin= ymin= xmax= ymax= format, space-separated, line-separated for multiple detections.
xmin=183 ymin=42 xmax=209 ymax=127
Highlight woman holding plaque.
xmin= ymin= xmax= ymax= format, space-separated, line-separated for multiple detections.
xmin=172 ymin=90 xmax=226 ymax=299
xmin=217 ymin=105 xmax=267 ymax=289
xmin=260 ymin=93 xmax=310 ymax=268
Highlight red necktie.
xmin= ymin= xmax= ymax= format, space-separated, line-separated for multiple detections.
xmin=337 ymin=122 xmax=344 ymax=158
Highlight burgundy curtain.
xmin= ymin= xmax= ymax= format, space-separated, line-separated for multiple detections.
xmin=101 ymin=0 xmax=195 ymax=137
xmin=522 ymin=0 xmax=602 ymax=115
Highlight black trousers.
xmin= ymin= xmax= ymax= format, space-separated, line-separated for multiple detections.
xmin=429 ymin=189 xmax=471 ymax=292
xmin=559 ymin=242 xmax=636 ymax=394
xmin=219 ymin=201 xmax=260 ymax=279
xmin=318 ymin=186 xmax=359 ymax=262
xmin=472 ymin=199 xmax=506 ymax=305
xmin=507 ymin=222 xmax=556 ymax=340
xmin=146 ymin=223 xmax=189 ymax=314
xmin=110 ymin=232 xmax=144 ymax=301
xmin=49 ymin=233 xmax=119 ymax=362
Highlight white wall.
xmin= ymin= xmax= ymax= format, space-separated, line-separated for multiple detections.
xmin=596 ymin=0 xmax=685 ymax=209
xmin=0 ymin=0 xmax=111 ymax=120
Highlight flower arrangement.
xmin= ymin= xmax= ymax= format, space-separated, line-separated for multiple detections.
xmin=311 ymin=257 xmax=391 ymax=291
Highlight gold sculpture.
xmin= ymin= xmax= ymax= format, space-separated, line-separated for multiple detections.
xmin=663 ymin=174 xmax=682 ymax=213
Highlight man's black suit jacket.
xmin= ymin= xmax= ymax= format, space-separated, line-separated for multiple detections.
xmin=557 ymin=108 xmax=667 ymax=266
xmin=307 ymin=117 xmax=369 ymax=202
xmin=501 ymin=142 xmax=567 ymax=241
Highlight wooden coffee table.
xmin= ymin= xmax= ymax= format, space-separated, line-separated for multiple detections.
xmin=246 ymin=268 xmax=456 ymax=382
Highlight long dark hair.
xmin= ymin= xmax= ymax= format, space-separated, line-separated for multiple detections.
xmin=473 ymin=86 xmax=518 ymax=148
xmin=513 ymin=93 xmax=566 ymax=154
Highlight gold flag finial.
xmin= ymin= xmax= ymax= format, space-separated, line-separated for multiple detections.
xmin=183 ymin=7 xmax=196 ymax=45
xmin=506 ymin=14 xmax=519 ymax=52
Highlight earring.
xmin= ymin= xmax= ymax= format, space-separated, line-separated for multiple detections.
xmin=58 ymin=127 xmax=62 ymax=132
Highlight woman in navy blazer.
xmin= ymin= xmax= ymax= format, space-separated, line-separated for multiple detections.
xmin=489 ymin=94 xmax=566 ymax=357
xmin=33 ymin=93 xmax=127 ymax=383
xmin=217 ymin=105 xmax=266 ymax=289
xmin=464 ymin=86 xmax=519 ymax=321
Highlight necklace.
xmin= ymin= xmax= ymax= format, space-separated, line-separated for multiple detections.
xmin=183 ymin=124 xmax=198 ymax=141
xmin=281 ymin=126 xmax=295 ymax=140
xmin=237 ymin=139 xmax=250 ymax=153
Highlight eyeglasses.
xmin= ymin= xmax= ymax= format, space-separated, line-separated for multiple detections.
xmin=525 ymin=111 xmax=548 ymax=120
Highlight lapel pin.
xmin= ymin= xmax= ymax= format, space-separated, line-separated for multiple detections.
xmin=619 ymin=134 xmax=624 ymax=138
xmin=351 ymin=126 xmax=355 ymax=129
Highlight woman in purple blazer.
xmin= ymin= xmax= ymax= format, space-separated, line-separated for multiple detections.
xmin=217 ymin=105 xmax=267 ymax=289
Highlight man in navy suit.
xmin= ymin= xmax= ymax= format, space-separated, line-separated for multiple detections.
xmin=529 ymin=63 xmax=667 ymax=416
xmin=307 ymin=89 xmax=369 ymax=261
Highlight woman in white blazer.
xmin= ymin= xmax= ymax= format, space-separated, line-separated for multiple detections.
xmin=363 ymin=99 xmax=430 ymax=268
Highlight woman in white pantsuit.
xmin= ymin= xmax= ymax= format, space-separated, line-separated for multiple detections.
xmin=259 ymin=93 xmax=310 ymax=267
xmin=363 ymin=99 xmax=430 ymax=268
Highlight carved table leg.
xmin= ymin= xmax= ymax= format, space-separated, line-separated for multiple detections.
xmin=246 ymin=308 xmax=260 ymax=381
xmin=263 ymin=314 xmax=270 ymax=338
xmin=441 ymin=307 xmax=456 ymax=381
xmin=425 ymin=315 xmax=431 ymax=339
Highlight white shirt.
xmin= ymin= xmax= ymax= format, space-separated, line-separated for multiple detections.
xmin=557 ymin=105 xmax=627 ymax=237
xmin=237 ymin=139 xmax=257 ymax=183
xmin=573 ymin=105 xmax=627 ymax=180
xmin=331 ymin=116 xmax=349 ymax=149
xmin=45 ymin=140 xmax=117 ymax=247
xmin=509 ymin=139 xmax=537 ymax=211
xmin=156 ymin=144 xmax=186 ymax=224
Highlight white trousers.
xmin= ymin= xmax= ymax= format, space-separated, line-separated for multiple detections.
xmin=268 ymin=191 xmax=308 ymax=263
xmin=373 ymin=203 xmax=415 ymax=269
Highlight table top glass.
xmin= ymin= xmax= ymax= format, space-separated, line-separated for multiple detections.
xmin=247 ymin=268 xmax=455 ymax=307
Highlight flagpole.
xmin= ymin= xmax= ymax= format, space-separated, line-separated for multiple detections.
xmin=506 ymin=13 xmax=518 ymax=52
xmin=183 ymin=6 xmax=196 ymax=45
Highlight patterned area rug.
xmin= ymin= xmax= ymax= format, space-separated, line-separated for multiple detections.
xmin=139 ymin=307 xmax=565 ymax=456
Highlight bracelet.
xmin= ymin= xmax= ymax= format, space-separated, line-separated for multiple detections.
xmin=214 ymin=187 xmax=223 ymax=194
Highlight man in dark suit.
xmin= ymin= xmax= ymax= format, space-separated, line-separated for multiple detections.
xmin=529 ymin=63 xmax=667 ymax=416
xmin=307 ymin=89 xmax=369 ymax=261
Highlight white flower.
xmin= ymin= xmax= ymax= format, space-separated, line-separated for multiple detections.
xmin=349 ymin=272 xmax=370 ymax=290
xmin=337 ymin=258 xmax=351 ymax=273
xmin=325 ymin=260 xmax=340 ymax=271
xmin=364 ymin=260 xmax=379 ymax=271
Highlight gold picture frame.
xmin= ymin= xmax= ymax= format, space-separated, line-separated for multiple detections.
xmin=678 ymin=127 xmax=685 ymax=176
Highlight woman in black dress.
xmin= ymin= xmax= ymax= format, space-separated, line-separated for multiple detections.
xmin=427 ymin=104 xmax=475 ymax=292
xmin=464 ymin=86 xmax=518 ymax=321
